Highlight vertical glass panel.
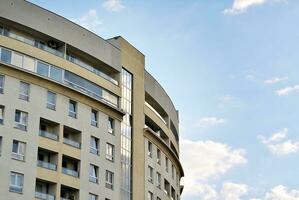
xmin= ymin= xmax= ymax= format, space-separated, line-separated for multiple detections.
xmin=23 ymin=56 xmax=35 ymax=72
xmin=50 ymin=66 xmax=62 ymax=82
xmin=36 ymin=61 xmax=49 ymax=77
xmin=11 ymin=52 xmax=23 ymax=68
xmin=1 ymin=48 xmax=12 ymax=64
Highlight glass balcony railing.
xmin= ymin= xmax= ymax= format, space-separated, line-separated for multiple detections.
xmin=39 ymin=130 xmax=58 ymax=141
xmin=9 ymin=185 xmax=23 ymax=193
xmin=89 ymin=175 xmax=98 ymax=183
xmin=11 ymin=152 xmax=25 ymax=161
xmin=63 ymin=138 xmax=81 ymax=149
xmin=35 ymin=191 xmax=55 ymax=200
xmin=90 ymin=147 xmax=98 ymax=155
xmin=62 ymin=167 xmax=79 ymax=177
xmin=37 ymin=160 xmax=57 ymax=171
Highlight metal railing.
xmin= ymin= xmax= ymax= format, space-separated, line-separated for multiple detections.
xmin=90 ymin=147 xmax=98 ymax=155
xmin=35 ymin=191 xmax=55 ymax=200
xmin=63 ymin=138 xmax=80 ymax=149
xmin=11 ymin=152 xmax=24 ymax=161
xmin=37 ymin=160 xmax=57 ymax=171
xmin=39 ymin=130 xmax=58 ymax=141
xmin=62 ymin=167 xmax=79 ymax=177
xmin=9 ymin=185 xmax=23 ymax=193
xmin=89 ymin=175 xmax=98 ymax=183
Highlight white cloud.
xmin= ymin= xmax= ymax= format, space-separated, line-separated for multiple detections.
xmin=181 ymin=139 xmax=247 ymax=198
xmin=197 ymin=117 xmax=226 ymax=127
xmin=223 ymin=0 xmax=286 ymax=15
xmin=254 ymin=185 xmax=299 ymax=200
xmin=275 ymin=85 xmax=299 ymax=96
xmin=102 ymin=0 xmax=125 ymax=12
xmin=221 ymin=182 xmax=248 ymax=200
xmin=264 ymin=77 xmax=288 ymax=84
xmin=72 ymin=9 xmax=102 ymax=32
xmin=258 ymin=128 xmax=299 ymax=156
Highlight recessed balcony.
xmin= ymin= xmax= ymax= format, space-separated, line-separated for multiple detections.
xmin=39 ymin=118 xmax=59 ymax=141
xmin=62 ymin=155 xmax=80 ymax=178
xmin=63 ymin=126 xmax=81 ymax=149
xmin=60 ymin=185 xmax=79 ymax=200
xmin=37 ymin=148 xmax=58 ymax=171
xmin=35 ymin=179 xmax=56 ymax=200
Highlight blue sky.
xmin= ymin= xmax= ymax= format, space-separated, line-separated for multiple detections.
xmin=29 ymin=0 xmax=299 ymax=199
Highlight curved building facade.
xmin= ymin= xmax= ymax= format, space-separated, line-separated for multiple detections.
xmin=0 ymin=1 xmax=184 ymax=200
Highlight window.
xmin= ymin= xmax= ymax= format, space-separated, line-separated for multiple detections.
xmin=106 ymin=143 xmax=115 ymax=161
xmin=69 ymin=100 xmax=77 ymax=118
xmin=1 ymin=48 xmax=12 ymax=64
xmin=0 ymin=75 xmax=4 ymax=93
xmin=177 ymin=173 xmax=179 ymax=186
xmin=164 ymin=179 xmax=170 ymax=196
xmin=19 ymin=82 xmax=30 ymax=101
xmin=91 ymin=109 xmax=98 ymax=127
xmin=148 ymin=166 xmax=153 ymax=183
xmin=47 ymin=91 xmax=56 ymax=110
xmin=108 ymin=117 xmax=114 ymax=134
xmin=0 ymin=137 xmax=2 ymax=156
xmin=105 ymin=170 xmax=114 ymax=190
xmin=172 ymin=164 xmax=175 ymax=179
xmin=23 ymin=56 xmax=35 ymax=72
xmin=12 ymin=140 xmax=26 ymax=161
xmin=89 ymin=193 xmax=98 ymax=200
xmin=9 ymin=172 xmax=24 ymax=193
xmin=157 ymin=149 xmax=161 ymax=164
xmin=156 ymin=172 xmax=161 ymax=189
xmin=165 ymin=157 xmax=169 ymax=172
xmin=49 ymin=66 xmax=62 ymax=82
xmin=148 ymin=141 xmax=152 ymax=157
xmin=0 ymin=105 xmax=4 ymax=124
xmin=36 ymin=61 xmax=49 ymax=77
xmin=15 ymin=110 xmax=28 ymax=131
xmin=90 ymin=136 xmax=99 ymax=155
xmin=148 ymin=192 xmax=153 ymax=200
xmin=89 ymin=164 xmax=98 ymax=183
xmin=12 ymin=52 xmax=23 ymax=68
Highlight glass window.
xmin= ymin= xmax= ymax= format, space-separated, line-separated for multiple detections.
xmin=0 ymin=137 xmax=2 ymax=155
xmin=15 ymin=110 xmax=28 ymax=131
xmin=106 ymin=143 xmax=114 ymax=161
xmin=148 ymin=141 xmax=152 ymax=157
xmin=157 ymin=149 xmax=161 ymax=164
xmin=108 ymin=117 xmax=114 ymax=134
xmin=105 ymin=170 xmax=114 ymax=190
xmin=49 ymin=66 xmax=62 ymax=82
xmin=89 ymin=193 xmax=97 ymax=200
xmin=12 ymin=140 xmax=26 ymax=161
xmin=156 ymin=172 xmax=161 ymax=188
xmin=165 ymin=157 xmax=169 ymax=172
xmin=172 ymin=164 xmax=175 ymax=179
xmin=23 ymin=56 xmax=35 ymax=72
xmin=19 ymin=82 xmax=30 ymax=101
xmin=91 ymin=109 xmax=98 ymax=127
xmin=0 ymin=105 xmax=4 ymax=124
xmin=9 ymin=172 xmax=24 ymax=193
xmin=89 ymin=164 xmax=98 ymax=183
xmin=36 ymin=61 xmax=49 ymax=77
xmin=11 ymin=52 xmax=23 ymax=68
xmin=47 ymin=91 xmax=56 ymax=110
xmin=90 ymin=136 xmax=99 ymax=155
xmin=1 ymin=48 xmax=12 ymax=64
xmin=0 ymin=75 xmax=4 ymax=93
xmin=68 ymin=100 xmax=77 ymax=118
xmin=148 ymin=166 xmax=153 ymax=183
xmin=148 ymin=192 xmax=153 ymax=200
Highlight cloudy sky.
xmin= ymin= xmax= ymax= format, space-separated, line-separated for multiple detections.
xmin=29 ymin=0 xmax=299 ymax=199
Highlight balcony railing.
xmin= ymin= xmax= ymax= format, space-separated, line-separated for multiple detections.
xmin=39 ymin=130 xmax=58 ymax=141
xmin=63 ymin=138 xmax=81 ymax=149
xmin=89 ymin=175 xmax=98 ymax=183
xmin=62 ymin=167 xmax=79 ymax=177
xmin=37 ymin=160 xmax=57 ymax=171
xmin=35 ymin=191 xmax=55 ymax=200
xmin=9 ymin=185 xmax=23 ymax=193
xmin=61 ymin=197 xmax=76 ymax=200
xmin=11 ymin=152 xmax=25 ymax=161
xmin=90 ymin=147 xmax=98 ymax=155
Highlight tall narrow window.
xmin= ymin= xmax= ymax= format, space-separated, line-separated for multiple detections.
xmin=89 ymin=164 xmax=98 ymax=183
xmin=15 ymin=110 xmax=28 ymax=131
xmin=0 ymin=136 xmax=2 ymax=156
xmin=108 ymin=117 xmax=114 ymax=134
xmin=47 ymin=91 xmax=56 ymax=110
xmin=89 ymin=193 xmax=98 ymax=200
xmin=90 ymin=136 xmax=99 ymax=155
xmin=157 ymin=149 xmax=161 ymax=164
xmin=172 ymin=164 xmax=175 ymax=179
xmin=69 ymin=100 xmax=77 ymax=118
xmin=19 ymin=82 xmax=30 ymax=101
xmin=165 ymin=157 xmax=169 ymax=172
xmin=11 ymin=140 xmax=26 ymax=161
xmin=9 ymin=172 xmax=24 ymax=193
xmin=91 ymin=109 xmax=98 ymax=127
xmin=105 ymin=170 xmax=114 ymax=190
xmin=148 ymin=141 xmax=152 ymax=157
xmin=148 ymin=192 xmax=153 ymax=200
xmin=0 ymin=75 xmax=4 ymax=93
xmin=156 ymin=172 xmax=161 ymax=189
xmin=106 ymin=143 xmax=115 ymax=161
xmin=36 ymin=61 xmax=49 ymax=77
xmin=148 ymin=166 xmax=153 ymax=183
xmin=0 ymin=105 xmax=4 ymax=124
xmin=1 ymin=48 xmax=12 ymax=64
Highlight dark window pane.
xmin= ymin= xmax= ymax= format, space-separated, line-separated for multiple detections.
xmin=50 ymin=66 xmax=62 ymax=82
xmin=37 ymin=61 xmax=49 ymax=77
xmin=1 ymin=49 xmax=12 ymax=64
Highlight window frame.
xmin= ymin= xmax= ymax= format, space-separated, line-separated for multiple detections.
xmin=105 ymin=170 xmax=114 ymax=190
xmin=14 ymin=110 xmax=28 ymax=131
xmin=9 ymin=172 xmax=24 ymax=194
xmin=47 ymin=91 xmax=56 ymax=110
xmin=0 ymin=75 xmax=4 ymax=94
xmin=19 ymin=81 xmax=30 ymax=101
xmin=68 ymin=100 xmax=77 ymax=118
xmin=91 ymin=109 xmax=98 ymax=127
xmin=0 ymin=105 xmax=4 ymax=125
xmin=105 ymin=143 xmax=115 ymax=162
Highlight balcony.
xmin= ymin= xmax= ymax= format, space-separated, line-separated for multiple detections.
xmin=63 ymin=126 xmax=81 ymax=149
xmin=62 ymin=155 xmax=80 ymax=178
xmin=61 ymin=185 xmax=79 ymax=200
xmin=37 ymin=148 xmax=58 ymax=171
xmin=39 ymin=118 xmax=59 ymax=141
xmin=35 ymin=179 xmax=56 ymax=200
